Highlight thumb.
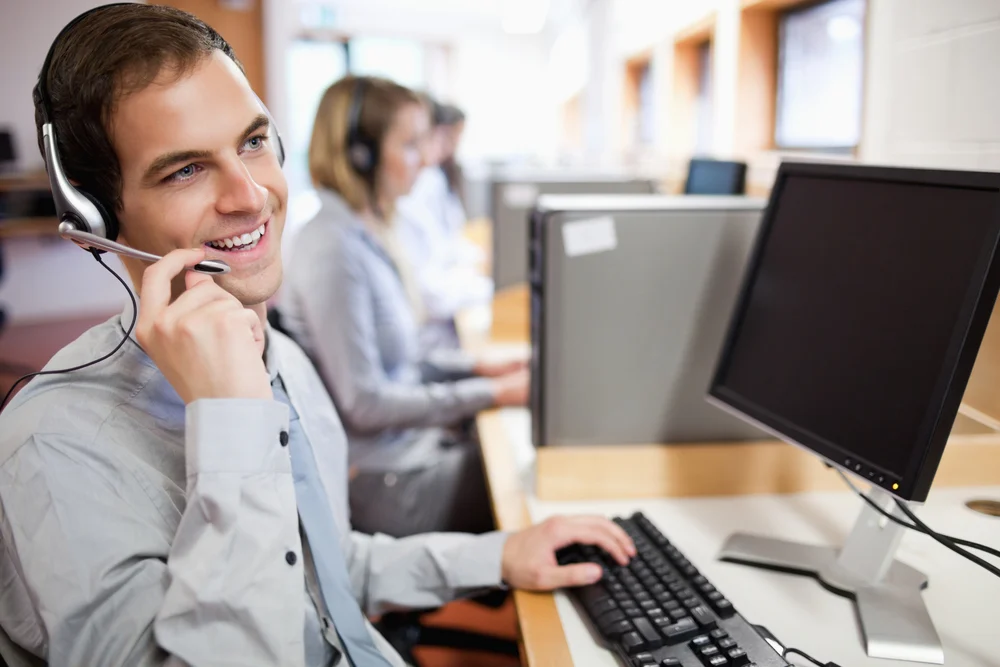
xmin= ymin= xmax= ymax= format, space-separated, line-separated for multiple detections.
xmin=541 ymin=562 xmax=603 ymax=590
xmin=184 ymin=269 xmax=215 ymax=291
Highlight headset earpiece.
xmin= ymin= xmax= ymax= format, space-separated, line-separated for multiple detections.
xmin=346 ymin=77 xmax=378 ymax=176
xmin=80 ymin=189 xmax=119 ymax=241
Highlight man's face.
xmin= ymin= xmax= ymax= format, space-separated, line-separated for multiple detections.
xmin=112 ymin=51 xmax=287 ymax=306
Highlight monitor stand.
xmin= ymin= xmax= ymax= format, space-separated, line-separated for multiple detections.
xmin=717 ymin=486 xmax=943 ymax=664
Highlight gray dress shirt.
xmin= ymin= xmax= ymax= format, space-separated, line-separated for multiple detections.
xmin=0 ymin=307 xmax=507 ymax=666
xmin=280 ymin=189 xmax=496 ymax=473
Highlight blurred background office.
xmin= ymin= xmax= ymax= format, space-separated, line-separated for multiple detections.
xmin=4 ymin=0 xmax=999 ymax=332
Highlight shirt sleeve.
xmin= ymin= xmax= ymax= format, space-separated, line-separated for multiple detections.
xmin=301 ymin=239 xmax=496 ymax=434
xmin=344 ymin=530 xmax=510 ymax=616
xmin=0 ymin=399 xmax=304 ymax=667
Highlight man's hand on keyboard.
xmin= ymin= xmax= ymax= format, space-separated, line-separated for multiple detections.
xmin=501 ymin=515 xmax=636 ymax=590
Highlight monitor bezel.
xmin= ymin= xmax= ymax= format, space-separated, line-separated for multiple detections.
xmin=708 ymin=161 xmax=1000 ymax=502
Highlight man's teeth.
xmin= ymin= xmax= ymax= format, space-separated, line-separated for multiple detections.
xmin=207 ymin=223 xmax=266 ymax=250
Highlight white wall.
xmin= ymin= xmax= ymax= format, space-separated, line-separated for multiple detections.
xmin=1 ymin=0 xmax=138 ymax=323
xmin=1 ymin=0 xmax=142 ymax=172
xmin=861 ymin=0 xmax=1000 ymax=170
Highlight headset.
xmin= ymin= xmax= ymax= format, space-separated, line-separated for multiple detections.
xmin=34 ymin=2 xmax=285 ymax=276
xmin=346 ymin=76 xmax=378 ymax=177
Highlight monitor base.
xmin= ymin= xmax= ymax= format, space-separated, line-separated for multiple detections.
xmin=717 ymin=488 xmax=943 ymax=664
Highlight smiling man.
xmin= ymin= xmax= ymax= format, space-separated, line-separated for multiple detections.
xmin=0 ymin=5 xmax=635 ymax=667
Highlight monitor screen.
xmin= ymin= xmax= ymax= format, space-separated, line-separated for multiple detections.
xmin=710 ymin=165 xmax=1000 ymax=500
xmin=686 ymin=160 xmax=746 ymax=195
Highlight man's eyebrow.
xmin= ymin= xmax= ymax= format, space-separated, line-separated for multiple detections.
xmin=141 ymin=115 xmax=271 ymax=184
xmin=240 ymin=114 xmax=270 ymax=143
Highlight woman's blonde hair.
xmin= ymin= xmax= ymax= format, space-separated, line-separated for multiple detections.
xmin=309 ymin=75 xmax=429 ymax=323
xmin=309 ymin=75 xmax=423 ymax=215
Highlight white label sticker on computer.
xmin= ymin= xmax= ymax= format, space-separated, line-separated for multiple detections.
xmin=562 ymin=216 xmax=618 ymax=258
xmin=503 ymin=183 xmax=539 ymax=208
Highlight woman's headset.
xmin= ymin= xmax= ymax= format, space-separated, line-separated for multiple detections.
xmin=34 ymin=3 xmax=285 ymax=275
xmin=346 ymin=76 xmax=378 ymax=176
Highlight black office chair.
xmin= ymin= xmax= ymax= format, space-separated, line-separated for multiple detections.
xmin=684 ymin=157 xmax=748 ymax=195
xmin=267 ymin=306 xmax=520 ymax=665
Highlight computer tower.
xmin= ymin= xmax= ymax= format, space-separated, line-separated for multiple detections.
xmin=530 ymin=194 xmax=768 ymax=447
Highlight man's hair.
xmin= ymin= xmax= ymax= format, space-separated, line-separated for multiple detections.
xmin=33 ymin=3 xmax=244 ymax=213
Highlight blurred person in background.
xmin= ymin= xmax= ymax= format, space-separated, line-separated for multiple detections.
xmin=396 ymin=100 xmax=492 ymax=350
xmin=280 ymin=76 xmax=527 ymax=538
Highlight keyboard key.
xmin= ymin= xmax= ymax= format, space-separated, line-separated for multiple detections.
xmin=698 ymin=645 xmax=721 ymax=664
xmin=660 ymin=660 xmax=681 ymax=667
xmin=640 ymin=600 xmax=658 ymax=610
xmin=682 ymin=596 xmax=701 ymax=610
xmin=621 ymin=632 xmax=645 ymax=654
xmin=707 ymin=657 xmax=729 ymax=667
xmin=710 ymin=629 xmax=729 ymax=641
xmin=590 ymin=598 xmax=618 ymax=616
xmin=713 ymin=598 xmax=736 ymax=618
xmin=631 ymin=652 xmax=656 ymax=666
xmin=596 ymin=609 xmax=625 ymax=628
xmin=604 ymin=619 xmax=634 ymax=638
xmin=632 ymin=616 xmax=665 ymax=650
xmin=691 ymin=605 xmax=717 ymax=629
xmin=646 ymin=608 xmax=666 ymax=619
xmin=669 ymin=607 xmax=688 ymax=620
xmin=718 ymin=637 xmax=737 ymax=650
xmin=727 ymin=649 xmax=750 ymax=666
xmin=689 ymin=634 xmax=712 ymax=650
xmin=662 ymin=617 xmax=699 ymax=645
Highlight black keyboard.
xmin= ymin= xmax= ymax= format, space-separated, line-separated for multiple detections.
xmin=557 ymin=512 xmax=789 ymax=667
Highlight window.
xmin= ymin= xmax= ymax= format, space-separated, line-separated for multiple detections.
xmin=285 ymin=40 xmax=348 ymax=200
xmin=282 ymin=36 xmax=428 ymax=203
xmin=347 ymin=37 xmax=426 ymax=90
xmin=635 ymin=61 xmax=655 ymax=147
xmin=695 ymin=41 xmax=714 ymax=155
xmin=775 ymin=0 xmax=865 ymax=150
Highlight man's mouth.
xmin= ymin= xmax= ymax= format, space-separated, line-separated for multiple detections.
xmin=205 ymin=222 xmax=267 ymax=252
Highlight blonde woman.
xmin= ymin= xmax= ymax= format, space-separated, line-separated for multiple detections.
xmin=281 ymin=76 xmax=527 ymax=537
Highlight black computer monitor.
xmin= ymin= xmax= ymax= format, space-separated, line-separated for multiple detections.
xmin=684 ymin=158 xmax=747 ymax=195
xmin=707 ymin=161 xmax=1000 ymax=662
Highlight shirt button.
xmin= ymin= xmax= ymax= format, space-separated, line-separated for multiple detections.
xmin=384 ymin=472 xmax=397 ymax=487
xmin=279 ymin=430 xmax=289 ymax=447
xmin=285 ymin=550 xmax=297 ymax=565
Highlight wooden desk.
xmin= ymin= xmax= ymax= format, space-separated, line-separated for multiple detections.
xmin=459 ymin=284 xmax=1000 ymax=666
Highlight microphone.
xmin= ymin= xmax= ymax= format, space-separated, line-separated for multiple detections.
xmin=58 ymin=222 xmax=231 ymax=275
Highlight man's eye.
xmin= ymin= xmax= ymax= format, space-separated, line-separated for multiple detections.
xmin=165 ymin=164 xmax=200 ymax=183
xmin=244 ymin=135 xmax=268 ymax=151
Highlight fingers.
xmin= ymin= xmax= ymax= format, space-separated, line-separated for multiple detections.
xmin=541 ymin=562 xmax=603 ymax=589
xmin=185 ymin=268 xmax=216 ymax=291
xmin=162 ymin=278 xmax=233 ymax=324
xmin=139 ymin=249 xmax=207 ymax=320
xmin=564 ymin=519 xmax=633 ymax=566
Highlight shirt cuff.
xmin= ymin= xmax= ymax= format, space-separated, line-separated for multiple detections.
xmin=448 ymin=530 xmax=510 ymax=590
xmin=185 ymin=399 xmax=291 ymax=476
xmin=455 ymin=377 xmax=498 ymax=413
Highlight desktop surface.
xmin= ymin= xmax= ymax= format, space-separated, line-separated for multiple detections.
xmin=530 ymin=486 xmax=1000 ymax=667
